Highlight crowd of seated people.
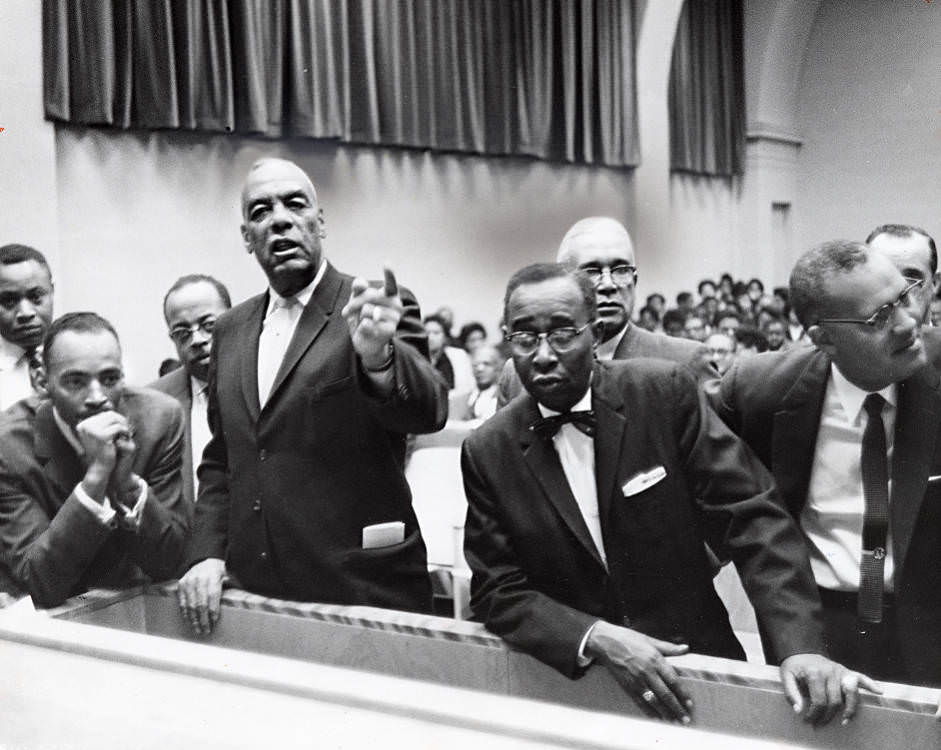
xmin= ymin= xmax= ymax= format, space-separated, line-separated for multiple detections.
xmin=2 ymin=167 xmax=941 ymax=728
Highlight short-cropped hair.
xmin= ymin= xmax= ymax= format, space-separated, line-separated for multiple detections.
xmin=789 ymin=240 xmax=870 ymax=329
xmin=0 ymin=244 xmax=51 ymax=276
xmin=163 ymin=274 xmax=232 ymax=322
xmin=43 ymin=312 xmax=119 ymax=369
xmin=866 ymin=224 xmax=937 ymax=274
xmin=503 ymin=263 xmax=596 ymax=325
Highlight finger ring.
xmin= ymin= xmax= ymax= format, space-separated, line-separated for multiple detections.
xmin=641 ymin=689 xmax=655 ymax=703
xmin=372 ymin=306 xmax=382 ymax=322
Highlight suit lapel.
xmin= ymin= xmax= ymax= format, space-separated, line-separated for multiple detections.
xmin=890 ymin=369 xmax=941 ymax=578
xmin=33 ymin=402 xmax=84 ymax=502
xmin=592 ymin=366 xmax=626 ymax=531
xmin=771 ymin=351 xmax=830 ymax=514
xmin=238 ymin=295 xmax=267 ymax=422
xmin=613 ymin=324 xmax=638 ymax=359
xmin=262 ymin=267 xmax=343 ymax=412
xmin=518 ymin=397 xmax=607 ymax=571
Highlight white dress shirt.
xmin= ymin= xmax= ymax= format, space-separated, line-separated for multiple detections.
xmin=538 ymin=388 xmax=606 ymax=567
xmin=189 ymin=377 xmax=210 ymax=499
xmin=467 ymin=384 xmax=498 ymax=421
xmin=0 ymin=337 xmax=35 ymax=411
xmin=802 ymin=365 xmax=896 ymax=591
xmin=257 ymin=261 xmax=325 ymax=405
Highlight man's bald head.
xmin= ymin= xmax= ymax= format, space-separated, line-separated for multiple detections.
xmin=240 ymin=158 xmax=319 ymax=219
xmin=557 ymin=217 xmax=635 ymax=267
xmin=555 ymin=217 xmax=637 ymax=343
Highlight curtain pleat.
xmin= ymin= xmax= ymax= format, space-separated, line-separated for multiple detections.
xmin=668 ymin=0 xmax=745 ymax=177
xmin=43 ymin=0 xmax=640 ymax=168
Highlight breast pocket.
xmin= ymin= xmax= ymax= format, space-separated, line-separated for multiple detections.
xmin=306 ymin=375 xmax=356 ymax=403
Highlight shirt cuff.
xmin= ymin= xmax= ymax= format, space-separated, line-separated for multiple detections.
xmin=73 ymin=482 xmax=118 ymax=527
xmin=115 ymin=477 xmax=148 ymax=531
xmin=576 ymin=620 xmax=600 ymax=668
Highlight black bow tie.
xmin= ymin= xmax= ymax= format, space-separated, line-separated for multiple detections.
xmin=529 ymin=410 xmax=596 ymax=439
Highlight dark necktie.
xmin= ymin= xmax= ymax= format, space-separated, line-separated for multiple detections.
xmin=25 ymin=348 xmax=43 ymax=392
xmin=858 ymin=393 xmax=889 ymax=624
xmin=529 ymin=410 xmax=596 ymax=439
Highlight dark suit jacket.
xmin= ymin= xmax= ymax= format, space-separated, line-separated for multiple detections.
xmin=186 ymin=263 xmax=447 ymax=612
xmin=707 ymin=347 xmax=941 ymax=681
xmin=150 ymin=367 xmax=195 ymax=504
xmin=463 ymin=360 xmax=824 ymax=678
xmin=496 ymin=323 xmax=715 ymax=407
xmin=0 ymin=387 xmax=189 ymax=608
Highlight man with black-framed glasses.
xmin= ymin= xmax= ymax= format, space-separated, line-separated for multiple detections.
xmin=150 ymin=275 xmax=231 ymax=504
xmin=708 ymin=239 xmax=941 ymax=687
xmin=496 ymin=217 xmax=713 ymax=408
xmin=464 ymin=262 xmax=871 ymax=727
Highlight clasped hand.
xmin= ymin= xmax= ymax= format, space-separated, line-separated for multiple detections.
xmin=340 ymin=267 xmax=402 ymax=369
xmin=76 ymin=410 xmax=138 ymax=502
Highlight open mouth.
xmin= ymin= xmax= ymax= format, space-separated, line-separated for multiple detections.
xmin=270 ymin=239 xmax=300 ymax=259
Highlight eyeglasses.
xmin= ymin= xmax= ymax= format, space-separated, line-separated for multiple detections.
xmin=815 ymin=279 xmax=923 ymax=330
xmin=505 ymin=323 xmax=592 ymax=355
xmin=580 ymin=264 xmax=636 ymax=288
xmin=169 ymin=318 xmax=216 ymax=345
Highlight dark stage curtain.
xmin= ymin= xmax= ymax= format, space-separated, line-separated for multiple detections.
xmin=668 ymin=0 xmax=745 ymax=177
xmin=43 ymin=0 xmax=639 ymax=168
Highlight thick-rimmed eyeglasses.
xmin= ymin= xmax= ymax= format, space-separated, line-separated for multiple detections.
xmin=581 ymin=264 xmax=636 ymax=288
xmin=815 ymin=279 xmax=923 ymax=330
xmin=505 ymin=323 xmax=592 ymax=355
xmin=169 ymin=318 xmax=216 ymax=345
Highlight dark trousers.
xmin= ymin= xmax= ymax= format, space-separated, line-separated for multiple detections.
xmin=817 ymin=587 xmax=909 ymax=684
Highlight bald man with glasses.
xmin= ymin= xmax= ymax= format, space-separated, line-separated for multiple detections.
xmin=497 ymin=217 xmax=713 ymax=408
xmin=708 ymin=240 xmax=941 ymax=687
xmin=150 ymin=275 xmax=232 ymax=505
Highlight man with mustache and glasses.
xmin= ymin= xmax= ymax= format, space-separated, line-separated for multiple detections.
xmin=709 ymin=240 xmax=941 ymax=687
xmin=497 ymin=217 xmax=713 ymax=407
xmin=0 ymin=312 xmax=188 ymax=608
xmin=177 ymin=158 xmax=446 ymax=633
xmin=151 ymin=275 xmax=232 ymax=505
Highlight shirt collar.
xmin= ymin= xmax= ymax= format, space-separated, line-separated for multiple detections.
xmin=830 ymin=364 xmax=897 ymax=424
xmin=264 ymin=259 xmax=327 ymax=317
xmin=190 ymin=376 xmax=208 ymax=400
xmin=537 ymin=377 xmax=593 ymax=418
xmin=52 ymin=406 xmax=85 ymax=456
xmin=596 ymin=323 xmax=628 ymax=361
xmin=0 ymin=336 xmax=26 ymax=369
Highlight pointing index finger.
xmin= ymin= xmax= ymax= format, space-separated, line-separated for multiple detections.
xmin=383 ymin=266 xmax=398 ymax=297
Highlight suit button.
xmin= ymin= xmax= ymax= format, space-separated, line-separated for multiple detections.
xmin=252 ymin=499 xmax=262 ymax=512
xmin=622 ymin=616 xmax=632 ymax=627
xmin=259 ymin=449 xmax=267 ymax=461
xmin=260 ymin=551 xmax=268 ymax=561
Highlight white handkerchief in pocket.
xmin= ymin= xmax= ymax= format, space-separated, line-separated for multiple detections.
xmin=362 ymin=521 xmax=405 ymax=549
xmin=928 ymin=475 xmax=941 ymax=484
xmin=622 ymin=466 xmax=667 ymax=497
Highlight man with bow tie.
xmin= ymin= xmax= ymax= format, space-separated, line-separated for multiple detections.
xmin=0 ymin=244 xmax=54 ymax=411
xmin=462 ymin=263 xmax=874 ymax=726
